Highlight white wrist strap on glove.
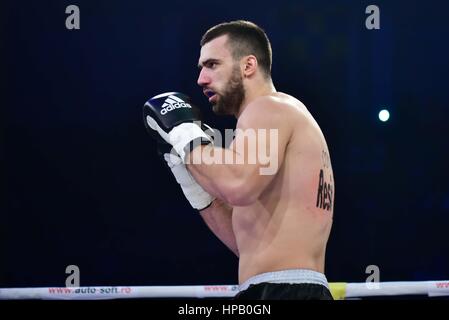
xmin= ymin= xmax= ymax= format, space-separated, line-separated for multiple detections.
xmin=168 ymin=123 xmax=211 ymax=162
xmin=145 ymin=115 xmax=211 ymax=162
xmin=164 ymin=153 xmax=215 ymax=211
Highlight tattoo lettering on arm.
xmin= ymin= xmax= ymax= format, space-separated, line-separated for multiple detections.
xmin=316 ymin=149 xmax=334 ymax=212
xmin=316 ymin=169 xmax=333 ymax=211
xmin=321 ymin=150 xmax=331 ymax=169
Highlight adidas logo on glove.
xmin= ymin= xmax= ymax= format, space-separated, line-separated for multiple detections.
xmin=143 ymin=92 xmax=213 ymax=162
xmin=159 ymin=94 xmax=192 ymax=115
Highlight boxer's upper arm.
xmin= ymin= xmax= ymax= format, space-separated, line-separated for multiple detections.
xmin=226 ymin=98 xmax=292 ymax=205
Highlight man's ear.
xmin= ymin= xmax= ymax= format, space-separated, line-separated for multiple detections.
xmin=242 ymin=55 xmax=258 ymax=78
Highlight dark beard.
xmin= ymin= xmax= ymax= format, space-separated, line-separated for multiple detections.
xmin=212 ymin=67 xmax=245 ymax=116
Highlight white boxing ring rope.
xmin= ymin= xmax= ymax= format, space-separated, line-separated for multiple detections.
xmin=1 ymin=281 xmax=449 ymax=300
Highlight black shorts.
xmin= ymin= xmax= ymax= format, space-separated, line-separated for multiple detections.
xmin=233 ymin=282 xmax=334 ymax=300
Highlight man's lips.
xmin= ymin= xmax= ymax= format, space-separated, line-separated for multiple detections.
xmin=203 ymin=89 xmax=217 ymax=102
xmin=208 ymin=94 xmax=217 ymax=103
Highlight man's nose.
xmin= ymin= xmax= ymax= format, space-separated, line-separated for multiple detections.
xmin=197 ymin=69 xmax=210 ymax=86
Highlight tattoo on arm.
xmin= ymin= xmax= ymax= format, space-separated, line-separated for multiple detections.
xmin=316 ymin=149 xmax=334 ymax=212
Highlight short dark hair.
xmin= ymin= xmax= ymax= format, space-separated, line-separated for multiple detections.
xmin=200 ymin=20 xmax=272 ymax=78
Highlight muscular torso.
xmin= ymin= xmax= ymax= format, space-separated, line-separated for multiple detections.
xmin=233 ymin=93 xmax=334 ymax=284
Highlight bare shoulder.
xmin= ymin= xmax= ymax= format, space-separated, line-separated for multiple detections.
xmin=238 ymin=93 xmax=309 ymax=129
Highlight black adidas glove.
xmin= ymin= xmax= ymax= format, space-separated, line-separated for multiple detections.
xmin=143 ymin=92 xmax=212 ymax=162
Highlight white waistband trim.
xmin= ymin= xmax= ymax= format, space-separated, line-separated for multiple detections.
xmin=239 ymin=269 xmax=329 ymax=292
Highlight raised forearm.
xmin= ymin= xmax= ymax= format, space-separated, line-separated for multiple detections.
xmin=186 ymin=145 xmax=258 ymax=205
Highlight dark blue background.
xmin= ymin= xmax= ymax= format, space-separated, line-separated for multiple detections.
xmin=1 ymin=0 xmax=448 ymax=288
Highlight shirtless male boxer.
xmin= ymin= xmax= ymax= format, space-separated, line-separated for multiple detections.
xmin=143 ymin=20 xmax=335 ymax=300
